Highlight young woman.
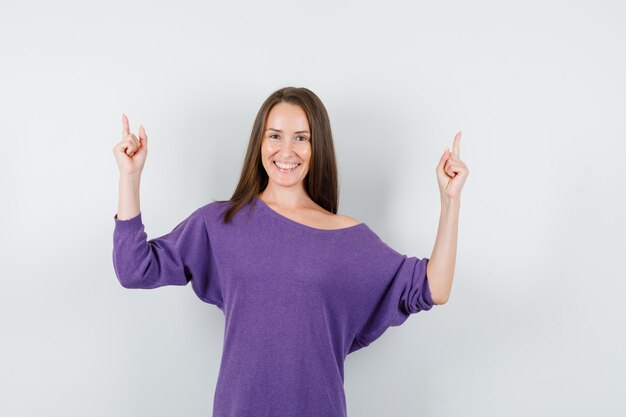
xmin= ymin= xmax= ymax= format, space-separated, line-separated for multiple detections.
xmin=112 ymin=86 xmax=468 ymax=417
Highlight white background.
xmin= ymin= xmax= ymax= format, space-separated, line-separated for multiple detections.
xmin=1 ymin=0 xmax=624 ymax=416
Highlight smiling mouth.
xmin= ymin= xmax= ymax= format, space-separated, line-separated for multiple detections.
xmin=273 ymin=161 xmax=301 ymax=173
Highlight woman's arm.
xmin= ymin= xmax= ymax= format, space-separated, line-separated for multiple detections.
xmin=427 ymin=131 xmax=468 ymax=305
xmin=113 ymin=113 xmax=147 ymax=220
xmin=426 ymin=197 xmax=460 ymax=305
xmin=117 ymin=174 xmax=141 ymax=220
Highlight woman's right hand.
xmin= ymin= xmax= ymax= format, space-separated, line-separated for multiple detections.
xmin=113 ymin=113 xmax=148 ymax=177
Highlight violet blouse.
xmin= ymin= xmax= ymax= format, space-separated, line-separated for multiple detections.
xmin=112 ymin=196 xmax=435 ymax=417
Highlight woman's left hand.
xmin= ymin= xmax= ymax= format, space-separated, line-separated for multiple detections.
xmin=436 ymin=131 xmax=469 ymax=200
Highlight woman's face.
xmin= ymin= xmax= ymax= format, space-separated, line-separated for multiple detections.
xmin=260 ymin=102 xmax=312 ymax=188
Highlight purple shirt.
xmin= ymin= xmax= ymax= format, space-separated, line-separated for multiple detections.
xmin=112 ymin=196 xmax=434 ymax=416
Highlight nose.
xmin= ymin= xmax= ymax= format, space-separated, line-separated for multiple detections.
xmin=279 ymin=138 xmax=296 ymax=156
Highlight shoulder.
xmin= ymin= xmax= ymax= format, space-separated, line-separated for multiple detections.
xmin=192 ymin=200 xmax=230 ymax=222
xmin=335 ymin=213 xmax=362 ymax=227
xmin=194 ymin=200 xmax=222 ymax=214
xmin=308 ymin=201 xmax=362 ymax=228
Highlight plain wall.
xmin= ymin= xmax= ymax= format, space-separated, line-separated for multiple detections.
xmin=1 ymin=0 xmax=624 ymax=416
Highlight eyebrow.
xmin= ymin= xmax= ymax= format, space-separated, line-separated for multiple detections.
xmin=266 ymin=128 xmax=310 ymax=134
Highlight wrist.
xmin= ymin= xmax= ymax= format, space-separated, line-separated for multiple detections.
xmin=440 ymin=195 xmax=461 ymax=208
xmin=119 ymin=173 xmax=141 ymax=184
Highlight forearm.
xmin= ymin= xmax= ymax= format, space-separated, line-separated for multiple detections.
xmin=426 ymin=196 xmax=460 ymax=304
xmin=117 ymin=174 xmax=142 ymax=220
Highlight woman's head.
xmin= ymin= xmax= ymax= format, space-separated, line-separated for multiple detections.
xmin=218 ymin=86 xmax=339 ymax=224
xmin=260 ymin=101 xmax=312 ymax=191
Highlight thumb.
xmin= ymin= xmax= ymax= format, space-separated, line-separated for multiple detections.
xmin=436 ymin=148 xmax=449 ymax=173
xmin=139 ymin=124 xmax=148 ymax=149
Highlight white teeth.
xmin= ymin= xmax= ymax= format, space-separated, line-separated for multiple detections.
xmin=274 ymin=161 xmax=299 ymax=169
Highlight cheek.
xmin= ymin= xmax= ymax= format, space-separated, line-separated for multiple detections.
xmin=297 ymin=143 xmax=311 ymax=157
xmin=262 ymin=141 xmax=279 ymax=155
xmin=261 ymin=142 xmax=272 ymax=159
xmin=302 ymin=149 xmax=311 ymax=164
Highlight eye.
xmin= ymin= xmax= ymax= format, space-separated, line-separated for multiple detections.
xmin=297 ymin=136 xmax=309 ymax=142
xmin=269 ymin=134 xmax=279 ymax=139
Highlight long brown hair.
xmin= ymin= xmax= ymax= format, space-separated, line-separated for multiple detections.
xmin=214 ymin=86 xmax=339 ymax=225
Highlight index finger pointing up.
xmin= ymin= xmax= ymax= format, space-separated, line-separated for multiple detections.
xmin=122 ymin=113 xmax=130 ymax=139
xmin=452 ymin=130 xmax=462 ymax=157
